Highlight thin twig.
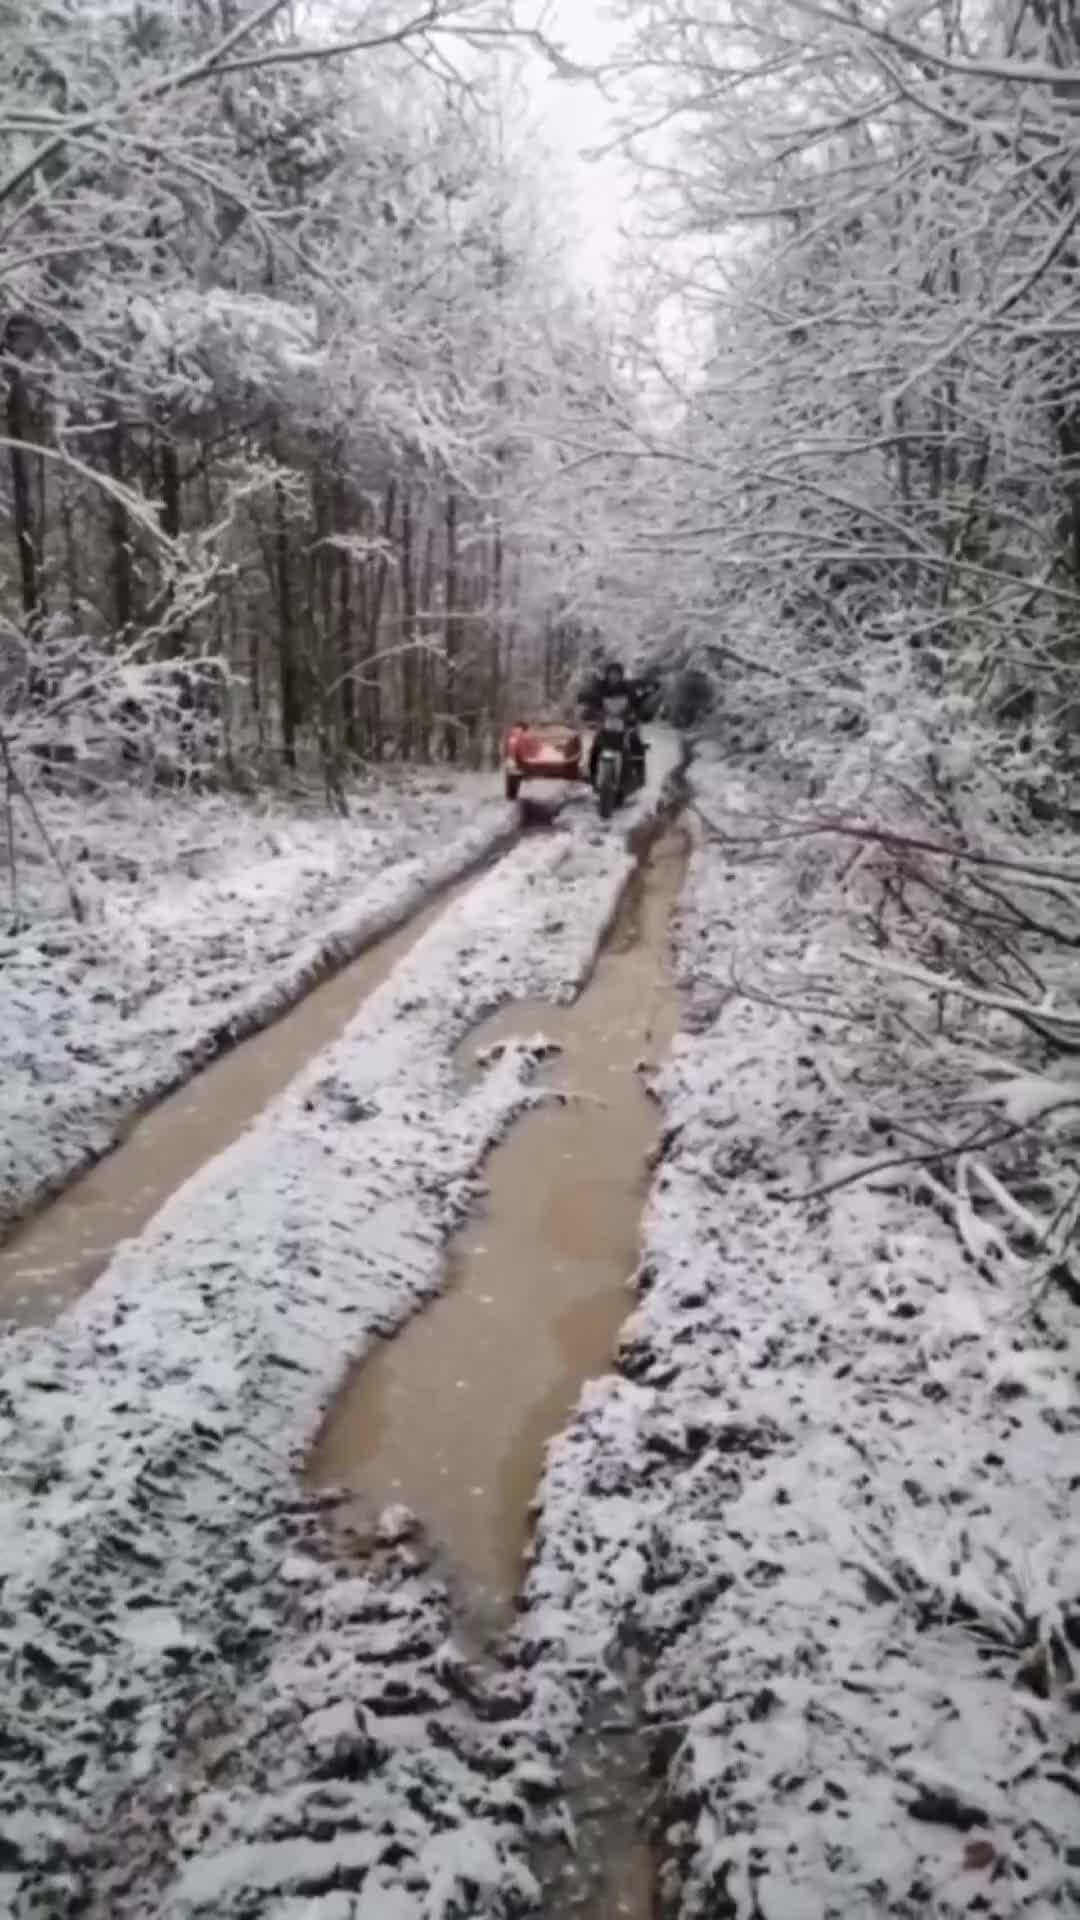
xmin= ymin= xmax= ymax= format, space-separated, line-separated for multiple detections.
xmin=3 ymin=766 xmax=16 ymax=926
xmin=730 ymin=962 xmax=860 ymax=1025
xmin=968 ymin=871 xmax=1080 ymax=947
xmin=784 ymin=1123 xmax=1025 ymax=1203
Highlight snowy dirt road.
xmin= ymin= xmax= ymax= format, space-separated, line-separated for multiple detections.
xmin=0 ymin=737 xmax=682 ymax=1919
xmin=6 ymin=732 xmax=1074 ymax=1920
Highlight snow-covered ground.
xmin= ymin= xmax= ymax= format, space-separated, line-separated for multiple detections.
xmin=0 ymin=772 xmax=509 ymax=1234
xmin=5 ymin=732 xmax=1075 ymax=1920
xmin=516 ymin=744 xmax=1080 ymax=1918
xmin=0 ymin=737 xmax=682 ymax=1919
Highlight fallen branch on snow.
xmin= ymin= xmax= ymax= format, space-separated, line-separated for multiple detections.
xmin=842 ymin=948 xmax=1080 ymax=1044
xmin=694 ymin=803 xmax=1080 ymax=889
xmin=782 ymin=1121 xmax=1024 ymax=1203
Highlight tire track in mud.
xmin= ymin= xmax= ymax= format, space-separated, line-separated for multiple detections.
xmin=0 ymin=803 xmax=525 ymax=1288
xmin=306 ymin=822 xmax=688 ymax=1635
xmin=0 ymin=753 xmax=685 ymax=1920
xmin=0 ymin=810 xmax=534 ymax=1322
xmin=304 ymin=804 xmax=690 ymax=1920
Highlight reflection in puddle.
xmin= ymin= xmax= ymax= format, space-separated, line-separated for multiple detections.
xmin=308 ymin=826 xmax=688 ymax=1631
xmin=0 ymin=873 xmax=489 ymax=1324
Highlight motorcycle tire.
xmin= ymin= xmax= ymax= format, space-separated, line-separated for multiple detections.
xmin=598 ymin=759 xmax=618 ymax=820
xmin=505 ymin=771 xmax=521 ymax=800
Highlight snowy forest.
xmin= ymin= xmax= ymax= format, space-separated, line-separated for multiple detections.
xmin=2 ymin=4 xmax=1080 ymax=1918
xmin=4 ymin=0 xmax=1080 ymax=798
xmin=624 ymin=0 xmax=1080 ymax=801
xmin=1 ymin=0 xmax=647 ymax=794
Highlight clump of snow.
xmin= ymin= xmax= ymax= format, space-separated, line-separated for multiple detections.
xmin=0 ymin=771 xmax=510 ymax=1233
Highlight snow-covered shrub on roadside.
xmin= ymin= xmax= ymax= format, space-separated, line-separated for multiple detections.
xmin=690 ymin=692 xmax=1080 ymax=1348
xmin=2 ymin=610 xmax=224 ymax=785
xmin=810 ymin=640 xmax=1062 ymax=836
xmin=668 ymin=666 xmax=716 ymax=731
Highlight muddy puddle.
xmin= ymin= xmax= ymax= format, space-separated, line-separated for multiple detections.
xmin=309 ymin=826 xmax=688 ymax=1634
xmin=0 ymin=862 xmax=504 ymax=1324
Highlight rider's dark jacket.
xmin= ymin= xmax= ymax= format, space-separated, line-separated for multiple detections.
xmin=578 ymin=672 xmax=661 ymax=726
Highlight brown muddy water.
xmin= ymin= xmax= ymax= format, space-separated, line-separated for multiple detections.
xmin=0 ymin=861 xmax=508 ymax=1324
xmin=309 ymin=826 xmax=688 ymax=1632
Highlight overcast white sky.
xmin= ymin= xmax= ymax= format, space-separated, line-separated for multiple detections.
xmin=526 ymin=0 xmax=633 ymax=288
xmin=522 ymin=1 xmax=707 ymax=386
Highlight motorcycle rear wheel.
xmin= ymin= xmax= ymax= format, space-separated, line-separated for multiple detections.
xmin=598 ymin=760 xmax=618 ymax=819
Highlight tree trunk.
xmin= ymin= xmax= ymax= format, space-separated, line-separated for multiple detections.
xmin=419 ymin=520 xmax=436 ymax=761
xmin=400 ymin=485 xmax=418 ymax=758
xmin=157 ymin=430 xmax=186 ymax=658
xmin=364 ymin=478 xmax=396 ymax=757
xmin=443 ymin=487 xmax=463 ymax=761
xmin=488 ymin=517 xmax=504 ymax=763
xmin=7 ymin=362 xmax=45 ymax=635
xmin=160 ymin=435 xmax=181 ymax=540
xmin=334 ymin=467 xmax=358 ymax=760
xmin=60 ymin=472 xmax=79 ymax=622
xmin=274 ymin=477 xmax=300 ymax=770
xmin=310 ymin=470 xmax=342 ymax=802
xmin=107 ymin=419 xmax=133 ymax=638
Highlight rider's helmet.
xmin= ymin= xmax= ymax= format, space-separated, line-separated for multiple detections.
xmin=601 ymin=660 xmax=626 ymax=691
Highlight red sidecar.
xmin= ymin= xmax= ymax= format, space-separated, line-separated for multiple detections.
xmin=502 ymin=718 xmax=584 ymax=800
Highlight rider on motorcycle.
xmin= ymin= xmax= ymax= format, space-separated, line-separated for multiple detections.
xmin=579 ymin=660 xmax=661 ymax=787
